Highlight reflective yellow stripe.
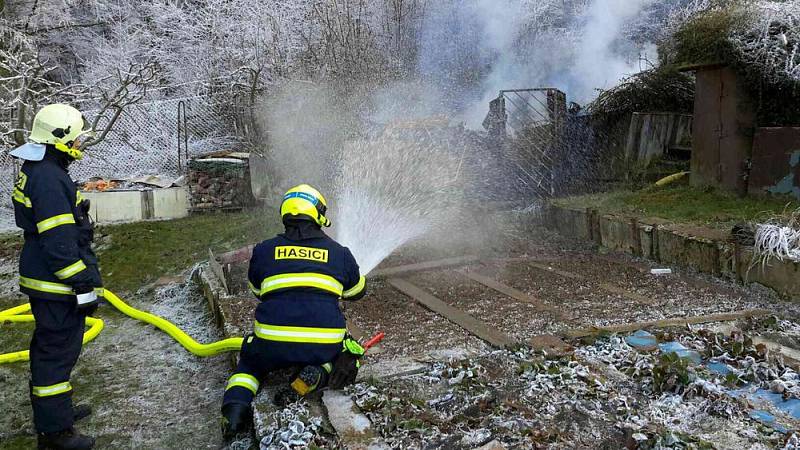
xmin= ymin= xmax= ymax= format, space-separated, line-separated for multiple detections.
xmin=36 ymin=213 xmax=75 ymax=233
xmin=12 ymin=188 xmax=32 ymax=208
xmin=32 ymin=382 xmax=72 ymax=397
xmin=54 ymin=260 xmax=87 ymax=280
xmin=259 ymin=273 xmax=343 ymax=296
xmin=248 ymin=281 xmax=259 ymax=296
xmin=343 ymin=275 xmax=366 ymax=298
xmin=254 ymin=322 xmax=346 ymax=344
xmin=75 ymin=190 xmax=83 ymax=206
xmin=19 ymin=276 xmax=102 ymax=297
xmin=19 ymin=276 xmax=74 ymax=295
xmin=226 ymin=373 xmax=259 ymax=394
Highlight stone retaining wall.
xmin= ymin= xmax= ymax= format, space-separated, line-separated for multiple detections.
xmin=543 ymin=205 xmax=800 ymax=300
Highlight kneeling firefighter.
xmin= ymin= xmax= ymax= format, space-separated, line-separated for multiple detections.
xmin=9 ymin=104 xmax=103 ymax=450
xmin=221 ymin=184 xmax=367 ymax=437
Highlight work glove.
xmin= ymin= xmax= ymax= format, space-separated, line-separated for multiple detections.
xmin=221 ymin=403 xmax=252 ymax=440
xmin=74 ymin=285 xmax=99 ymax=315
xmin=329 ymin=337 xmax=365 ymax=389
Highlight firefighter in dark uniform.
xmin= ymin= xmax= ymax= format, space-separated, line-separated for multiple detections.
xmin=221 ymin=184 xmax=367 ymax=437
xmin=10 ymin=104 xmax=103 ymax=450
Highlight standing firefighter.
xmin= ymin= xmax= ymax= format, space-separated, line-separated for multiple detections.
xmin=10 ymin=104 xmax=103 ymax=450
xmin=221 ymin=184 xmax=367 ymax=437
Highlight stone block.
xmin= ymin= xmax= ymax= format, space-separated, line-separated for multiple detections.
xmin=737 ymin=248 xmax=800 ymax=300
xmin=657 ymin=225 xmax=727 ymax=275
xmin=549 ymin=206 xmax=589 ymax=240
xmin=598 ymin=215 xmax=640 ymax=255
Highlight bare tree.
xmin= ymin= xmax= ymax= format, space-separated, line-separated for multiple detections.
xmin=302 ymin=0 xmax=386 ymax=81
xmin=81 ymin=61 xmax=158 ymax=149
xmin=1 ymin=1 xmax=160 ymax=149
xmin=378 ymin=0 xmax=427 ymax=74
xmin=0 ymin=19 xmax=92 ymax=146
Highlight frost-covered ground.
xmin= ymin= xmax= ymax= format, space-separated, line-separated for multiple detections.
xmin=249 ymin=319 xmax=800 ymax=450
xmin=0 ymin=277 xmax=230 ymax=449
xmin=0 ymin=255 xmax=21 ymax=302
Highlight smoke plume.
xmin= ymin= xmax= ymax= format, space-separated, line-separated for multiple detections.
xmin=415 ymin=0 xmax=659 ymax=128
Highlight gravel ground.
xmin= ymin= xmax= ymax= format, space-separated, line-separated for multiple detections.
xmin=405 ymin=270 xmax=567 ymax=341
xmin=344 ymin=278 xmax=489 ymax=360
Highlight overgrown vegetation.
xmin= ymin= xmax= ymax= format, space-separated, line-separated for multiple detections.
xmin=587 ymin=0 xmax=800 ymax=165
xmin=555 ymin=185 xmax=799 ymax=229
xmin=666 ymin=2 xmax=745 ymax=69
xmin=587 ymin=68 xmax=695 ymax=130
xmin=665 ymin=1 xmax=800 ymax=126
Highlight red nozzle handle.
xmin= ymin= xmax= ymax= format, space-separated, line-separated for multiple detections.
xmin=362 ymin=332 xmax=385 ymax=350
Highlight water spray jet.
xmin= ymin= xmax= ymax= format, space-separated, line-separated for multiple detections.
xmin=331 ymin=128 xmax=468 ymax=274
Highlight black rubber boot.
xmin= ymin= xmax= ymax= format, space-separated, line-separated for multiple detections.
xmin=274 ymin=385 xmax=301 ymax=407
xmin=73 ymin=404 xmax=92 ymax=422
xmin=221 ymin=403 xmax=252 ymax=440
xmin=37 ymin=427 xmax=95 ymax=450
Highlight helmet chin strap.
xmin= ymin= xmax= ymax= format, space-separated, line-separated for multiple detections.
xmin=315 ymin=199 xmax=331 ymax=227
xmin=54 ymin=142 xmax=83 ymax=160
xmin=319 ymin=215 xmax=331 ymax=227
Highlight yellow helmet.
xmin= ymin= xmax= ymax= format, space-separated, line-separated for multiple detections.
xmin=29 ymin=104 xmax=93 ymax=160
xmin=280 ymin=184 xmax=331 ymax=227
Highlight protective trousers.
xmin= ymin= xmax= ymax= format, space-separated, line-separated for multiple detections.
xmin=222 ymin=335 xmax=340 ymax=407
xmin=28 ymin=296 xmax=86 ymax=433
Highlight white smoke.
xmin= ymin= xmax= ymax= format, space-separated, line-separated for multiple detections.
xmin=571 ymin=0 xmax=658 ymax=100
xmin=430 ymin=0 xmax=660 ymax=128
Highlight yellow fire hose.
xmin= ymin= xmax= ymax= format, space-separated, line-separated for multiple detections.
xmin=654 ymin=171 xmax=690 ymax=187
xmin=0 ymin=289 xmax=243 ymax=364
xmin=0 ymin=303 xmax=105 ymax=364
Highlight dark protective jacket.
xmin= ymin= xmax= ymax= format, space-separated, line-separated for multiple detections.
xmin=247 ymin=226 xmax=366 ymax=346
xmin=12 ymin=148 xmax=103 ymax=301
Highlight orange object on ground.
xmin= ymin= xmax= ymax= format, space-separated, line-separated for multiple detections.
xmin=82 ymin=179 xmax=118 ymax=191
xmin=362 ymin=332 xmax=385 ymax=350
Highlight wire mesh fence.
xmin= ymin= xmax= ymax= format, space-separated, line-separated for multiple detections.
xmin=483 ymin=88 xmax=567 ymax=200
xmin=72 ymin=96 xmax=238 ymax=182
xmin=1 ymin=95 xmax=239 ymax=213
